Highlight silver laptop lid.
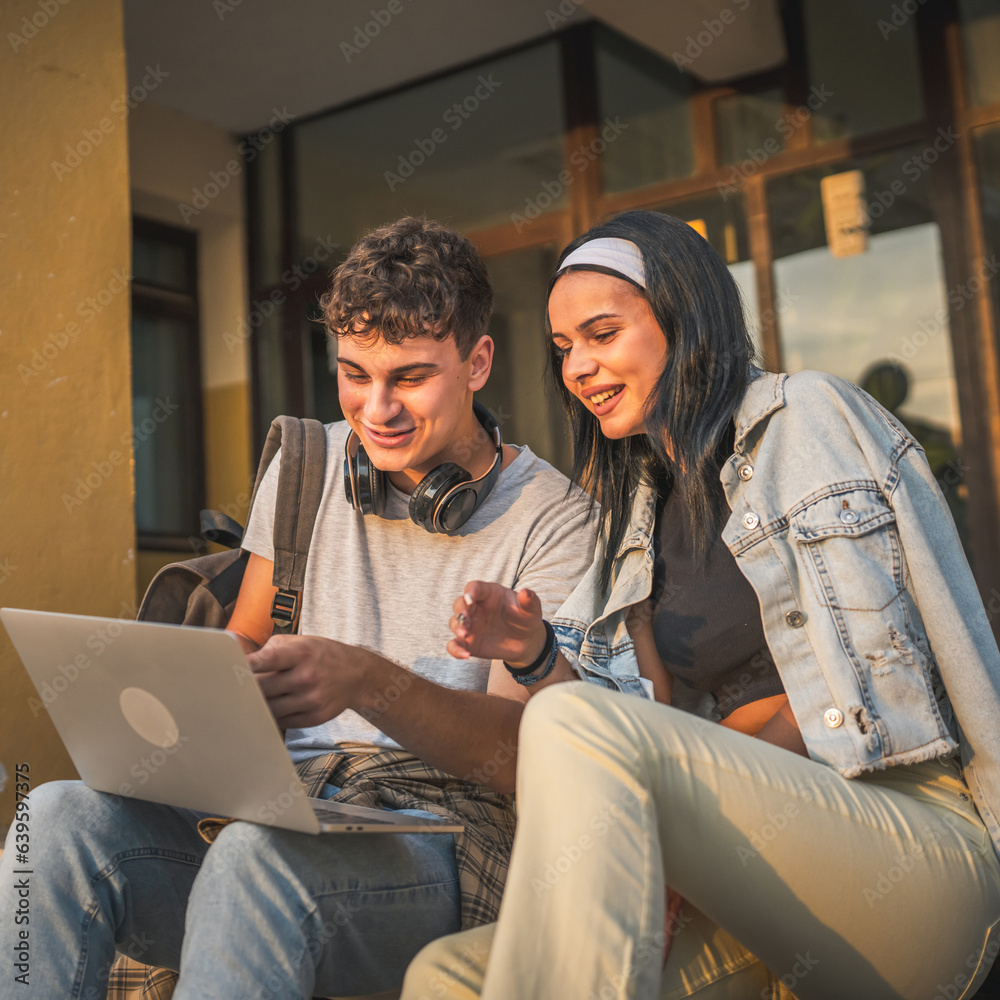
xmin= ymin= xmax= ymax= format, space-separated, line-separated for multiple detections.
xmin=2 ymin=608 xmax=323 ymax=833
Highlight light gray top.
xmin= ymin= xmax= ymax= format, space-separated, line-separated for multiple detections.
xmin=243 ymin=420 xmax=597 ymax=757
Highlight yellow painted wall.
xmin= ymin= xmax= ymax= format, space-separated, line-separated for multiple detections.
xmin=129 ymin=102 xmax=253 ymax=595
xmin=0 ymin=0 xmax=134 ymax=823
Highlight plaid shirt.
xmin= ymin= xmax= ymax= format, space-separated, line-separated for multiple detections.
xmin=107 ymin=746 xmax=515 ymax=999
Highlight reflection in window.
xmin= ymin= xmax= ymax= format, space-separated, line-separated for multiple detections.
xmin=715 ymin=89 xmax=787 ymax=168
xmin=768 ymin=145 xmax=935 ymax=260
xmin=772 ymin=218 xmax=969 ymax=550
xmin=595 ymin=25 xmax=695 ymax=193
xmin=960 ymin=0 xmax=1000 ymax=107
xmin=480 ymin=246 xmax=569 ymax=474
xmin=295 ymin=41 xmax=566 ymax=256
xmin=802 ymin=0 xmax=923 ymax=143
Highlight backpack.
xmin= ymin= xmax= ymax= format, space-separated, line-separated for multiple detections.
xmin=137 ymin=415 xmax=328 ymax=634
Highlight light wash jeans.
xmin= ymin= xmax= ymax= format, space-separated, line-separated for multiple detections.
xmin=0 ymin=780 xmax=461 ymax=999
xmin=403 ymin=683 xmax=1000 ymax=1000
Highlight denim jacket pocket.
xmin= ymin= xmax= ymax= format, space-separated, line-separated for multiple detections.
xmin=790 ymin=487 xmax=904 ymax=612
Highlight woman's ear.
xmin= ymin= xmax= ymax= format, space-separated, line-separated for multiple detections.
xmin=467 ymin=335 xmax=494 ymax=392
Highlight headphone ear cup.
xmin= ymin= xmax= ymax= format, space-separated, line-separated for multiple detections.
xmin=355 ymin=445 xmax=387 ymax=517
xmin=408 ymin=463 xmax=470 ymax=532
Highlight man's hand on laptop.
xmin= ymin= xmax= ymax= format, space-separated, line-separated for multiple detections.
xmin=248 ymin=635 xmax=397 ymax=729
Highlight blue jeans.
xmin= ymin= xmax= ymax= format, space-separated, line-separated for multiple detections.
xmin=0 ymin=780 xmax=461 ymax=999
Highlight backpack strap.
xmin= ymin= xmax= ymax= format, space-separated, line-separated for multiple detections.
xmin=253 ymin=416 xmax=328 ymax=634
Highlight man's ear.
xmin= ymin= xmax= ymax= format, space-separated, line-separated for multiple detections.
xmin=467 ymin=335 xmax=494 ymax=392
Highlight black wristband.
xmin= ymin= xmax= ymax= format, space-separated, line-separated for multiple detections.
xmin=504 ymin=620 xmax=554 ymax=677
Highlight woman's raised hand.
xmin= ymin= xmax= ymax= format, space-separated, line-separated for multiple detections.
xmin=447 ymin=581 xmax=547 ymax=666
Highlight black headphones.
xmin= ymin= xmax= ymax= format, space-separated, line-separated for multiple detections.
xmin=343 ymin=401 xmax=503 ymax=535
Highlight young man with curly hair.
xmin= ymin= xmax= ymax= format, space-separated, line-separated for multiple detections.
xmin=2 ymin=218 xmax=596 ymax=999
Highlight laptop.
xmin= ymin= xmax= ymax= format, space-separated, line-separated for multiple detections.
xmin=1 ymin=608 xmax=463 ymax=836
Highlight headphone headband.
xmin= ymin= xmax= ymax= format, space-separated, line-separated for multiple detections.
xmin=343 ymin=401 xmax=502 ymax=534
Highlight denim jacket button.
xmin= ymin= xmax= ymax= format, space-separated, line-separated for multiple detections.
xmin=785 ymin=609 xmax=805 ymax=628
xmin=742 ymin=511 xmax=760 ymax=530
xmin=738 ymin=464 xmax=754 ymax=481
xmin=824 ymin=708 xmax=844 ymax=728
xmin=840 ymin=509 xmax=859 ymax=525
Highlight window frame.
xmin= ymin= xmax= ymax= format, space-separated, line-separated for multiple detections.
xmin=131 ymin=216 xmax=207 ymax=552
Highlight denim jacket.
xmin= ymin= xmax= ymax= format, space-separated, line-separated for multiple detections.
xmin=551 ymin=369 xmax=1000 ymax=858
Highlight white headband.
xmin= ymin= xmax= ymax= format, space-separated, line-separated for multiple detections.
xmin=556 ymin=237 xmax=647 ymax=289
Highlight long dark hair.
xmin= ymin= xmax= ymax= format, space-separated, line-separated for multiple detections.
xmin=546 ymin=210 xmax=756 ymax=590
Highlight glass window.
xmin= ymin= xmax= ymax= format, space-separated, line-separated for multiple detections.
xmin=304 ymin=300 xmax=342 ymax=426
xmin=769 ymin=145 xmax=935 ymax=259
xmin=961 ymin=0 xmax=1000 ymax=107
xmin=131 ymin=313 xmax=202 ymax=540
xmin=595 ymin=25 xmax=695 ymax=193
xmin=768 ymin=150 xmax=968 ymax=549
xmin=480 ymin=246 xmax=569 ymax=473
xmin=715 ymin=89 xmax=787 ymax=168
xmin=131 ymin=221 xmax=203 ymax=546
xmin=251 ymin=136 xmax=285 ymax=288
xmin=802 ymin=0 xmax=923 ymax=143
xmin=254 ymin=303 xmax=291 ymax=447
xmin=133 ymin=232 xmax=193 ymax=293
xmin=294 ymin=41 xmax=566 ymax=258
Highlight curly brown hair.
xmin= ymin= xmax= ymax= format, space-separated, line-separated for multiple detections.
xmin=320 ymin=217 xmax=493 ymax=360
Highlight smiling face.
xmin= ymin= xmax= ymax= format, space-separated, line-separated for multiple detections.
xmin=337 ymin=332 xmax=493 ymax=492
xmin=548 ymin=270 xmax=668 ymax=439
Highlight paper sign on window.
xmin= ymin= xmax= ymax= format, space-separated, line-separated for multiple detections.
xmin=821 ymin=170 xmax=869 ymax=258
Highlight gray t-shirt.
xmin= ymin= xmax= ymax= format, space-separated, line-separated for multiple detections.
xmin=242 ymin=420 xmax=597 ymax=759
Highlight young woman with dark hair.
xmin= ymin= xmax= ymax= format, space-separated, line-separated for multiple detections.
xmin=400 ymin=209 xmax=1000 ymax=1000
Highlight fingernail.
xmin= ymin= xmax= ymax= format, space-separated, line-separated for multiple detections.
xmin=463 ymin=593 xmax=473 ymax=607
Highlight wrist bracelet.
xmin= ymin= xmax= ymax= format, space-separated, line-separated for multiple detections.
xmin=515 ymin=633 xmax=560 ymax=686
xmin=504 ymin=620 xmax=554 ymax=677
